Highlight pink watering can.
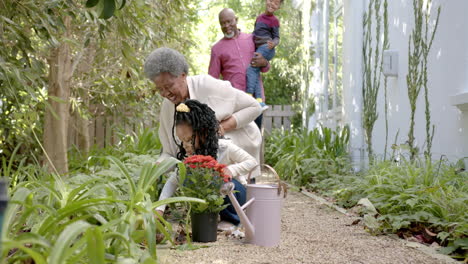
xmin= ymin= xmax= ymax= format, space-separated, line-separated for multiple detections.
xmin=221 ymin=164 xmax=287 ymax=247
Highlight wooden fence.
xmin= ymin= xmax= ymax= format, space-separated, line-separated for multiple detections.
xmin=67 ymin=105 xmax=159 ymax=149
xmin=262 ymin=105 xmax=295 ymax=135
xmin=68 ymin=105 xmax=294 ymax=149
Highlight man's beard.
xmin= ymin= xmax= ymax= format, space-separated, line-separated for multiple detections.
xmin=224 ymin=32 xmax=235 ymax=39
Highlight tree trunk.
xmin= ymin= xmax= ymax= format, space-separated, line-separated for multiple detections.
xmin=75 ymin=95 xmax=91 ymax=156
xmin=43 ymin=16 xmax=72 ymax=175
xmin=73 ymin=43 xmax=96 ymax=156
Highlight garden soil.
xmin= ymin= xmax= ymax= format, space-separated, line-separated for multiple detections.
xmin=157 ymin=191 xmax=455 ymax=264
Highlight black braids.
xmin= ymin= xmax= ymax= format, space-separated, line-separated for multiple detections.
xmin=197 ymin=106 xmax=219 ymax=159
xmin=173 ymin=105 xmax=187 ymax=160
xmin=174 ymin=99 xmax=220 ymax=160
xmin=189 ymin=100 xmax=218 ymax=159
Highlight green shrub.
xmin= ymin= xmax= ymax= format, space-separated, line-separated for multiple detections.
xmin=265 ymin=128 xmax=467 ymax=259
xmin=265 ymin=125 xmax=351 ymax=187
xmin=354 ymin=159 xmax=467 ymax=258
xmin=2 ymin=155 xmax=204 ymax=263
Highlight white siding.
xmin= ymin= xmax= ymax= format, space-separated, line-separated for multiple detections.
xmin=341 ymin=0 xmax=468 ymax=162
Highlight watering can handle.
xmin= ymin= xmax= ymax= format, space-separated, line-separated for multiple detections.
xmin=247 ymin=164 xmax=287 ymax=198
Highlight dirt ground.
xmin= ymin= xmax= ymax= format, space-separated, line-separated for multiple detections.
xmin=157 ymin=190 xmax=456 ymax=264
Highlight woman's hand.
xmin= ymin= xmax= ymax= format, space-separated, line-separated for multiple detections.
xmin=220 ymin=116 xmax=237 ymax=133
xmin=218 ymin=123 xmax=225 ymax=137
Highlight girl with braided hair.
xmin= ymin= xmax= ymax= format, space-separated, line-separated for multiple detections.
xmin=156 ymin=99 xmax=257 ymax=228
xmin=172 ymin=99 xmax=219 ymax=160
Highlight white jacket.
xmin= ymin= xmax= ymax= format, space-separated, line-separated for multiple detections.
xmin=156 ymin=74 xmax=262 ymax=171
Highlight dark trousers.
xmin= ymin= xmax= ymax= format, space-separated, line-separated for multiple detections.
xmin=220 ymin=179 xmax=246 ymax=225
xmin=255 ymin=113 xmax=263 ymax=130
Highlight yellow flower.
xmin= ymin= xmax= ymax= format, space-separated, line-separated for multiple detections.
xmin=176 ymin=103 xmax=190 ymax=113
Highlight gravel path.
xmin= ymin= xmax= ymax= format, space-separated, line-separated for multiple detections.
xmin=158 ymin=190 xmax=454 ymax=264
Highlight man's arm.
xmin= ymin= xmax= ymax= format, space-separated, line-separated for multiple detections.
xmin=208 ymin=48 xmax=221 ymax=78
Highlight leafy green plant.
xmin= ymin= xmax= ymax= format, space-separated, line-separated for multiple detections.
xmin=69 ymin=125 xmax=162 ymax=175
xmin=265 ymin=126 xmax=350 ymax=187
xmin=311 ymin=158 xmax=466 ymax=259
xmin=406 ymin=0 xmax=441 ymax=160
xmin=358 ymin=159 xmax=467 ymax=258
xmin=1 ymin=156 xmax=205 ymax=263
xmin=265 ymin=127 xmax=467 ymax=259
xmin=179 ymin=155 xmax=230 ymax=214
xmin=362 ymin=0 xmax=389 ymax=163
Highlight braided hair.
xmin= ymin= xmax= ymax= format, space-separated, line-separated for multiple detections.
xmin=172 ymin=99 xmax=220 ymax=160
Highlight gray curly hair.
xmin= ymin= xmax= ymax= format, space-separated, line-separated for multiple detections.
xmin=144 ymin=47 xmax=189 ymax=81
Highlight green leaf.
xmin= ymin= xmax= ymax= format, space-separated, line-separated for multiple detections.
xmin=436 ymin=231 xmax=450 ymax=242
xmin=131 ymin=230 xmax=146 ymax=243
xmin=100 ymin=0 xmax=116 ymax=19
xmin=2 ymin=187 xmax=31 ymax=241
xmin=152 ymin=196 xmax=205 ymax=210
xmin=102 ymin=232 xmax=131 ymax=255
xmin=405 ymin=198 xmax=418 ymax=208
xmin=67 ymin=178 xmax=100 ymax=204
xmin=143 ymin=212 xmax=157 ymax=258
xmin=138 ymin=157 xmax=179 ymax=193
xmin=363 ymin=214 xmax=381 ymax=234
xmin=49 ymin=221 xmax=91 ymax=264
xmin=86 ymin=0 xmax=100 ymax=8
xmin=357 ymin=198 xmax=378 ymax=215
xmin=178 ymin=162 xmax=187 ymax=188
xmin=38 ymin=198 xmax=115 ymax=235
xmin=10 ymin=232 xmax=51 ymax=248
xmin=141 ymin=257 xmax=158 ymax=264
xmin=454 ymin=237 xmax=468 ymax=249
xmin=86 ymin=227 xmax=105 ymax=264
xmin=107 ymin=156 xmax=136 ymax=196
xmin=438 ymin=245 xmax=456 ymax=255
xmin=2 ymin=240 xmax=47 ymax=264
xmin=193 ymin=202 xmax=208 ymax=213
xmin=118 ymin=0 xmax=126 ymax=10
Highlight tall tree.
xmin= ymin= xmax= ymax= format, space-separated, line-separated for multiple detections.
xmin=1 ymin=0 xmax=199 ymax=175
xmin=43 ymin=15 xmax=73 ymax=174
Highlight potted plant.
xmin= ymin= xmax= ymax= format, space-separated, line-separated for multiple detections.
xmin=179 ymin=155 xmax=230 ymax=242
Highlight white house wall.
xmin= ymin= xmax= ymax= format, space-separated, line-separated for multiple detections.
xmin=342 ymin=0 xmax=366 ymax=168
xmin=342 ymin=0 xmax=468 ymax=161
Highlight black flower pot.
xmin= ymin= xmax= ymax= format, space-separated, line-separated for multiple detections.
xmin=191 ymin=211 xmax=218 ymax=242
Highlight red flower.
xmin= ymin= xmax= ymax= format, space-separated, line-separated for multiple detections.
xmin=183 ymin=155 xmax=229 ymax=182
xmin=181 ymin=155 xmax=231 ymax=213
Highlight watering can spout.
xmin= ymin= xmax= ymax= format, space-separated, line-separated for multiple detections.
xmin=220 ymin=182 xmax=255 ymax=238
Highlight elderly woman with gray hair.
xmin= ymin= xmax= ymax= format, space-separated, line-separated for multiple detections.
xmin=144 ymin=47 xmax=262 ymax=179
